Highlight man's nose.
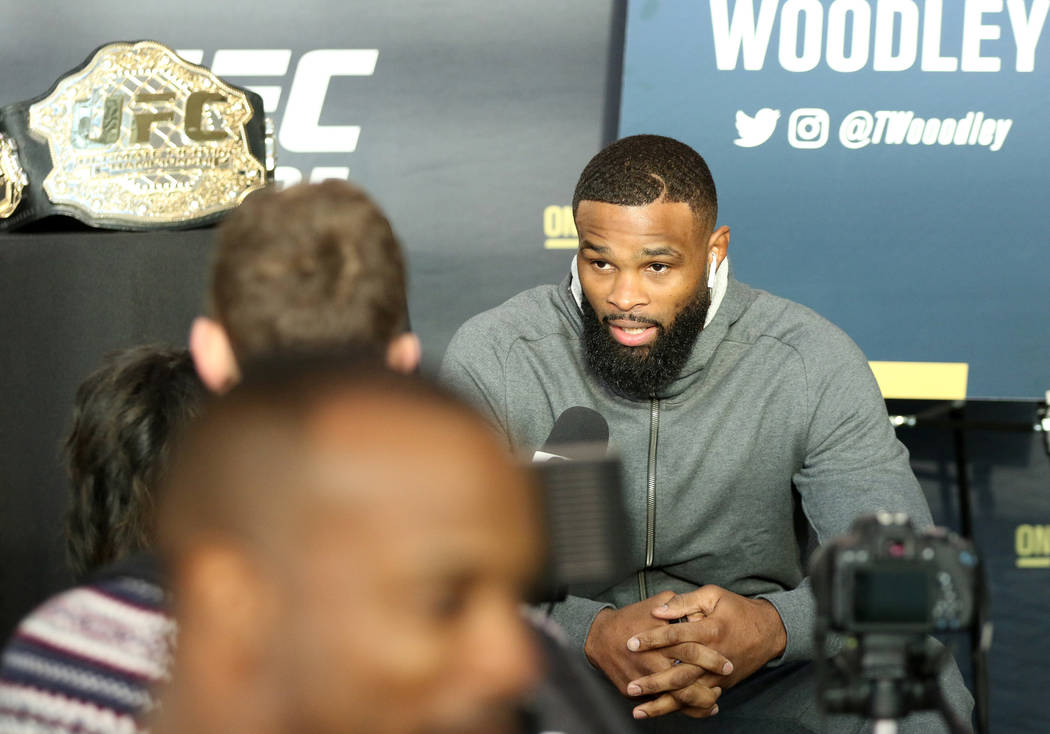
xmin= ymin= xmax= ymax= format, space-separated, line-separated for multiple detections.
xmin=606 ymin=272 xmax=648 ymax=312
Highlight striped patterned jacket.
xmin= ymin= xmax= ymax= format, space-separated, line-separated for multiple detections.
xmin=0 ymin=556 xmax=173 ymax=734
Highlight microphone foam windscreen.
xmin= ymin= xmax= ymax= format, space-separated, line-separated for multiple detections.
xmin=541 ymin=407 xmax=609 ymax=455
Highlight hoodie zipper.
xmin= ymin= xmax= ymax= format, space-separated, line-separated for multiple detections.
xmin=637 ymin=397 xmax=660 ymax=600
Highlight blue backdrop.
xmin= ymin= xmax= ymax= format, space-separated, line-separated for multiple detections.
xmin=619 ymin=0 xmax=1049 ymax=399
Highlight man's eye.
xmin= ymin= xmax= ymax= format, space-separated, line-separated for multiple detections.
xmin=431 ymin=594 xmax=466 ymax=620
xmin=423 ymin=585 xmax=469 ymax=621
xmin=649 ymin=263 xmax=670 ymax=273
xmin=591 ymin=260 xmax=611 ymax=271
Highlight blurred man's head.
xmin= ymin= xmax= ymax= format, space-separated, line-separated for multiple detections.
xmin=190 ymin=180 xmax=419 ymax=392
xmin=155 ymin=355 xmax=542 ymax=734
xmin=64 ymin=345 xmax=206 ymax=578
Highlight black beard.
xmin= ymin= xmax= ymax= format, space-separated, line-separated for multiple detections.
xmin=581 ymin=289 xmax=711 ymax=401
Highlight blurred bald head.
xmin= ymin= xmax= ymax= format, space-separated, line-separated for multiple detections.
xmin=155 ymin=355 xmax=542 ymax=734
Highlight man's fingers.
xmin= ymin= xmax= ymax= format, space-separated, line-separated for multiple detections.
xmin=625 ymin=663 xmax=703 ymax=697
xmin=632 ymin=686 xmax=722 ymax=720
xmin=671 ymin=682 xmax=722 ymax=710
xmin=627 ymin=619 xmax=720 ymax=652
xmin=625 ymin=643 xmax=731 ymax=695
xmin=650 ymin=585 xmax=723 ymax=620
xmin=651 ymin=589 xmax=678 ymax=606
xmin=682 ymin=703 xmax=721 ymax=719
xmin=665 ymin=641 xmax=733 ymax=676
xmin=632 ymin=692 xmax=682 ymax=720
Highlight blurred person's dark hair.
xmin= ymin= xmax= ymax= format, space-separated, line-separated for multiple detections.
xmin=65 ymin=345 xmax=206 ymax=578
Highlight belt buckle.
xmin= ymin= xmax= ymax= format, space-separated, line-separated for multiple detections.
xmin=0 ymin=133 xmax=28 ymax=219
xmin=26 ymin=40 xmax=268 ymax=229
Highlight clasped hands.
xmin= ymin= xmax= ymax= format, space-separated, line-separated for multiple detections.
xmin=583 ymin=586 xmax=787 ymax=720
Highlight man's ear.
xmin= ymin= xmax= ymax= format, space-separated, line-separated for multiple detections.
xmin=385 ymin=332 xmax=421 ymax=374
xmin=707 ymin=225 xmax=730 ymax=268
xmin=175 ymin=545 xmax=279 ymax=687
xmin=189 ymin=317 xmax=240 ymax=394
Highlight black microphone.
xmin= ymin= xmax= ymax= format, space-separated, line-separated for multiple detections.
xmin=528 ymin=407 xmax=630 ymax=603
xmin=532 ymin=406 xmax=610 ymax=462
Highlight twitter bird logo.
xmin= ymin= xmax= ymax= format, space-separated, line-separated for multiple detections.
xmin=734 ymin=108 xmax=780 ymax=147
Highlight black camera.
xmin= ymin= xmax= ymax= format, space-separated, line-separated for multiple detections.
xmin=810 ymin=513 xmax=981 ymax=733
xmin=811 ymin=512 xmax=978 ymax=636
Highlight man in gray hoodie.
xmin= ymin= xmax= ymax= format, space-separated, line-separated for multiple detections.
xmin=440 ymin=135 xmax=971 ymax=732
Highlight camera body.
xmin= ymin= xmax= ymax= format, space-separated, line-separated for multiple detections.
xmin=810 ymin=513 xmax=980 ymax=728
xmin=812 ymin=512 xmax=978 ymax=636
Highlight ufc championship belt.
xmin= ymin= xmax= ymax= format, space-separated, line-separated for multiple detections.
xmin=0 ymin=40 xmax=273 ymax=231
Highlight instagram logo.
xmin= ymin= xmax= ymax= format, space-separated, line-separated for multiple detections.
xmin=788 ymin=108 xmax=830 ymax=149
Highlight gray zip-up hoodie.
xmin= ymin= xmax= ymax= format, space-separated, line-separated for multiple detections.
xmin=440 ymin=270 xmax=934 ymax=665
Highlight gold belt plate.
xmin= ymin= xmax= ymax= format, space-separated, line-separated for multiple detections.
xmin=0 ymin=133 xmax=27 ymax=219
xmin=28 ymin=40 xmax=265 ymax=227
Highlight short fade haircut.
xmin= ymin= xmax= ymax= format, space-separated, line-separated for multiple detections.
xmin=572 ymin=134 xmax=718 ymax=229
xmin=209 ymin=179 xmax=408 ymax=363
xmin=65 ymin=345 xmax=206 ymax=578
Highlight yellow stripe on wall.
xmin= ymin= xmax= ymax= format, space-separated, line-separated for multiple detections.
xmin=869 ymin=361 xmax=969 ymax=400
xmin=1017 ymin=558 xmax=1050 ymax=569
